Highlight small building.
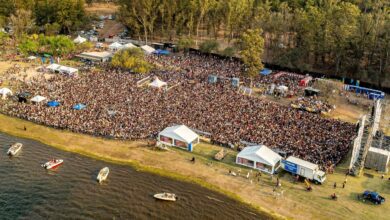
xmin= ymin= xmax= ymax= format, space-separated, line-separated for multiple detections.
xmin=158 ymin=125 xmax=200 ymax=152
xmin=365 ymin=147 xmax=390 ymax=173
xmin=109 ymin=42 xmax=123 ymax=51
xmin=236 ymin=145 xmax=282 ymax=174
xmin=77 ymin=51 xmax=113 ymax=62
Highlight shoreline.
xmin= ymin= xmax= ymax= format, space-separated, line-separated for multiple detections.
xmin=0 ymin=113 xmax=282 ymax=219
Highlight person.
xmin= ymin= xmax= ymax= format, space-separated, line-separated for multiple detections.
xmin=23 ymin=125 xmax=26 ymax=131
xmin=334 ymin=182 xmax=337 ymax=189
xmin=331 ymin=193 xmax=337 ymax=200
xmin=191 ymin=156 xmax=195 ymax=163
xmin=342 ymin=183 xmax=345 ymax=188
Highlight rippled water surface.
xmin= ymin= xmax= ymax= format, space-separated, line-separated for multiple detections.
xmin=0 ymin=133 xmax=266 ymax=220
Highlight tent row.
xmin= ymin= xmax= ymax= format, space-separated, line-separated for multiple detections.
xmin=109 ymin=42 xmax=170 ymax=55
xmin=28 ymin=95 xmax=86 ymax=110
xmin=47 ymin=64 xmax=78 ymax=76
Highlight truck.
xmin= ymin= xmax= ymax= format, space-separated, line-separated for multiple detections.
xmin=281 ymin=156 xmax=326 ymax=184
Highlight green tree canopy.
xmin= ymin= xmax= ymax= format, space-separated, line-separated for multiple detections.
xmin=111 ymin=48 xmax=152 ymax=74
xmin=239 ymin=28 xmax=264 ymax=86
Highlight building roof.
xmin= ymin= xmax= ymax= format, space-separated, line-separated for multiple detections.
xmin=237 ymin=145 xmax=282 ymax=166
xmin=74 ymin=35 xmax=87 ymax=44
xmin=140 ymin=45 xmax=156 ymax=54
xmin=369 ymin=147 xmax=390 ymax=156
xmin=109 ymin=42 xmax=123 ymax=49
xmin=159 ymin=125 xmax=199 ymax=144
xmin=123 ymin=43 xmax=137 ymax=49
xmin=78 ymin=51 xmax=113 ymax=60
xmin=286 ymin=156 xmax=318 ymax=170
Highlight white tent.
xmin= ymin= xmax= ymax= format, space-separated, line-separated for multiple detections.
xmin=158 ymin=125 xmax=199 ymax=151
xmin=47 ymin=63 xmax=60 ymax=71
xmin=236 ymin=145 xmax=282 ymax=174
xmin=0 ymin=88 xmax=12 ymax=99
xmin=149 ymin=77 xmax=167 ymax=88
xmin=123 ymin=43 xmax=137 ymax=49
xmin=109 ymin=42 xmax=123 ymax=51
xmin=73 ymin=35 xmax=87 ymax=44
xmin=31 ymin=95 xmax=46 ymax=103
xmin=27 ymin=56 xmax=37 ymax=60
xmin=140 ymin=45 xmax=156 ymax=54
xmin=58 ymin=66 xmax=78 ymax=75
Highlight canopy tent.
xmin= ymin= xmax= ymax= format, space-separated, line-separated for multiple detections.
xmin=73 ymin=35 xmax=87 ymax=44
xmin=0 ymin=88 xmax=13 ymax=99
xmin=299 ymin=76 xmax=313 ymax=87
xmin=73 ymin=103 xmax=86 ymax=110
xmin=27 ymin=56 xmax=37 ymax=60
xmin=31 ymin=95 xmax=46 ymax=103
xmin=140 ymin=45 xmax=156 ymax=54
xmin=77 ymin=51 xmax=113 ymax=62
xmin=47 ymin=63 xmax=60 ymax=71
xmin=304 ymin=87 xmax=320 ymax=97
xmin=260 ymin=68 xmax=272 ymax=76
xmin=109 ymin=42 xmax=123 ymax=51
xmin=236 ymin=145 xmax=282 ymax=174
xmin=122 ymin=43 xmax=137 ymax=49
xmin=47 ymin=100 xmax=60 ymax=107
xmin=149 ymin=77 xmax=167 ymax=88
xmin=158 ymin=125 xmax=199 ymax=151
xmin=276 ymin=85 xmax=288 ymax=94
xmin=153 ymin=49 xmax=170 ymax=55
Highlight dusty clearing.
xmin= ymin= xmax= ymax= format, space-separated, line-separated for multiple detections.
xmin=85 ymin=3 xmax=119 ymax=15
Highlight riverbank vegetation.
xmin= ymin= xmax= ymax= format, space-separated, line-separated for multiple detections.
xmin=117 ymin=0 xmax=390 ymax=88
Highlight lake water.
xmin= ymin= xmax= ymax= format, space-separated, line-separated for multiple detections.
xmin=0 ymin=132 xmax=269 ymax=220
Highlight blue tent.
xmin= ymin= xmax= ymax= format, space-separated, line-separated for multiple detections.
xmin=260 ymin=68 xmax=272 ymax=76
xmin=73 ymin=103 xmax=86 ymax=110
xmin=153 ymin=49 xmax=170 ymax=55
xmin=47 ymin=101 xmax=60 ymax=107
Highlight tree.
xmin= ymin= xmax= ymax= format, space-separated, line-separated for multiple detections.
xmin=199 ymin=39 xmax=219 ymax=53
xmin=9 ymin=9 xmax=34 ymax=39
xmin=239 ymin=28 xmax=264 ymax=87
xmin=44 ymin=22 xmax=61 ymax=36
xmin=18 ymin=37 xmax=39 ymax=55
xmin=111 ymin=48 xmax=152 ymax=74
xmin=177 ymin=36 xmax=194 ymax=52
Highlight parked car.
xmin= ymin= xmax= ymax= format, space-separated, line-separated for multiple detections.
xmin=360 ymin=191 xmax=385 ymax=205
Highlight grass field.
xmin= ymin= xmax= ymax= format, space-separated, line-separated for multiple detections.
xmin=0 ymin=113 xmax=389 ymax=220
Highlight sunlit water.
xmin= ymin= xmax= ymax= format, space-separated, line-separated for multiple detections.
xmin=0 ymin=132 xmax=267 ymax=220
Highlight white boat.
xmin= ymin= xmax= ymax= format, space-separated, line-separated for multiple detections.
xmin=97 ymin=167 xmax=110 ymax=183
xmin=7 ymin=143 xmax=23 ymax=156
xmin=154 ymin=193 xmax=177 ymax=201
xmin=42 ymin=159 xmax=64 ymax=170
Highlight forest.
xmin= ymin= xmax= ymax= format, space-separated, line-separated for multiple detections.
xmin=0 ymin=0 xmax=389 ymax=88
xmin=117 ymin=0 xmax=390 ymax=88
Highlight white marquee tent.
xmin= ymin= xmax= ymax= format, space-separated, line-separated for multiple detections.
xmin=158 ymin=125 xmax=199 ymax=151
xmin=149 ymin=77 xmax=167 ymax=88
xmin=73 ymin=35 xmax=87 ymax=44
xmin=236 ymin=145 xmax=282 ymax=174
xmin=0 ymin=88 xmax=12 ymax=99
xmin=27 ymin=56 xmax=37 ymax=60
xmin=47 ymin=64 xmax=78 ymax=76
xmin=123 ymin=43 xmax=137 ymax=49
xmin=31 ymin=95 xmax=46 ymax=103
xmin=109 ymin=42 xmax=123 ymax=51
xmin=140 ymin=45 xmax=156 ymax=54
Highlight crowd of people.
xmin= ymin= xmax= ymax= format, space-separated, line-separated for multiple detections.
xmin=0 ymin=52 xmax=356 ymax=167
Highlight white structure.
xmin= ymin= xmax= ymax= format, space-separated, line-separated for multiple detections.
xmin=47 ymin=64 xmax=78 ymax=76
xmin=31 ymin=95 xmax=46 ymax=103
xmin=109 ymin=42 xmax=123 ymax=51
xmin=149 ymin=77 xmax=167 ymax=88
xmin=0 ymin=88 xmax=13 ymax=99
xmin=123 ymin=43 xmax=137 ymax=49
xmin=365 ymin=147 xmax=390 ymax=173
xmin=77 ymin=51 xmax=113 ymax=62
xmin=158 ymin=125 xmax=200 ymax=151
xmin=236 ymin=145 xmax=282 ymax=174
xmin=73 ymin=35 xmax=87 ymax=44
xmin=27 ymin=56 xmax=37 ymax=60
xmin=140 ymin=45 xmax=156 ymax=54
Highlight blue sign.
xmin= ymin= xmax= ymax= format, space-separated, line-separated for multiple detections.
xmin=282 ymin=160 xmax=298 ymax=174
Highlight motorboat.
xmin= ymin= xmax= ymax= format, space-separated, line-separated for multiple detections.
xmin=154 ymin=193 xmax=177 ymax=201
xmin=7 ymin=143 xmax=23 ymax=156
xmin=97 ymin=167 xmax=110 ymax=183
xmin=42 ymin=159 xmax=64 ymax=170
